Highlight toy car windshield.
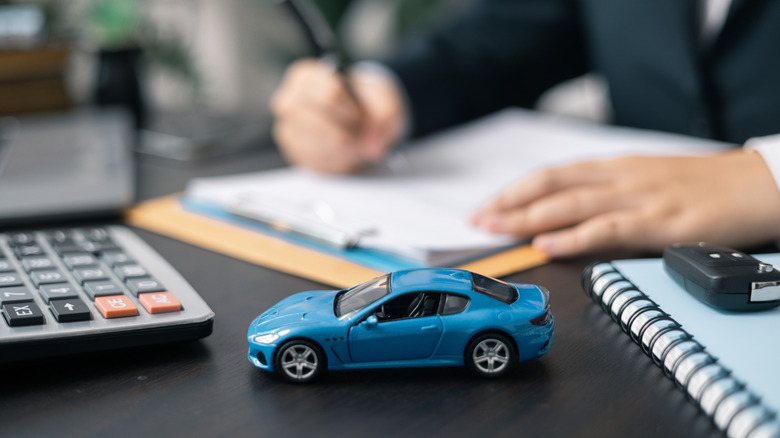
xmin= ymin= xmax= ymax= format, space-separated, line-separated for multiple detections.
xmin=334 ymin=273 xmax=390 ymax=318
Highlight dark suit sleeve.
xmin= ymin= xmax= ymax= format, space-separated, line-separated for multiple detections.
xmin=383 ymin=0 xmax=589 ymax=138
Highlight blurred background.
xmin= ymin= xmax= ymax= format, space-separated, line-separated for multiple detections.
xmin=0 ymin=0 xmax=604 ymax=159
xmin=0 ymin=0 xmax=469 ymax=156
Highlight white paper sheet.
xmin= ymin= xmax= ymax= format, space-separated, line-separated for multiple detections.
xmin=185 ymin=109 xmax=731 ymax=265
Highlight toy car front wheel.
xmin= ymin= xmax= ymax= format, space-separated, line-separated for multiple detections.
xmin=274 ymin=340 xmax=324 ymax=383
xmin=466 ymin=333 xmax=516 ymax=378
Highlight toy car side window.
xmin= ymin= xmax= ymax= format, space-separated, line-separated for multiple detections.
xmin=412 ymin=292 xmax=441 ymax=318
xmin=372 ymin=292 xmax=441 ymax=322
xmin=439 ymin=293 xmax=470 ymax=316
xmin=471 ymin=273 xmax=518 ymax=304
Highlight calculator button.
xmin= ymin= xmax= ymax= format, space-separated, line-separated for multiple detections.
xmin=8 ymin=233 xmax=35 ymax=246
xmin=139 ymin=292 xmax=181 ymax=314
xmin=0 ymin=273 xmax=24 ymax=287
xmin=49 ymin=299 xmax=92 ymax=322
xmin=83 ymin=280 xmax=124 ymax=299
xmin=0 ymin=259 xmax=14 ymax=272
xmin=126 ymin=277 xmax=165 ymax=296
xmin=83 ymin=228 xmax=110 ymax=242
xmin=2 ymin=302 xmax=45 ymax=326
xmin=39 ymin=284 xmax=79 ymax=303
xmin=94 ymin=295 xmax=138 ymax=318
xmin=46 ymin=229 xmax=71 ymax=244
xmin=114 ymin=264 xmax=148 ymax=281
xmin=79 ymin=241 xmax=120 ymax=254
xmin=13 ymin=245 xmax=45 ymax=258
xmin=72 ymin=268 xmax=109 ymax=284
xmin=0 ymin=286 xmax=34 ymax=304
xmin=53 ymin=243 xmax=87 ymax=255
xmin=30 ymin=270 xmax=67 ymax=287
xmin=62 ymin=253 xmax=98 ymax=269
xmin=101 ymin=251 xmax=134 ymax=266
xmin=21 ymin=256 xmax=55 ymax=272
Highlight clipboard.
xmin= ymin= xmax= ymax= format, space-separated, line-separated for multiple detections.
xmin=126 ymin=109 xmax=730 ymax=288
xmin=125 ymin=194 xmax=549 ymax=289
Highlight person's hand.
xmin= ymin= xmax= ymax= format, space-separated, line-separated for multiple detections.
xmin=271 ymin=59 xmax=405 ymax=174
xmin=470 ymin=150 xmax=780 ymax=258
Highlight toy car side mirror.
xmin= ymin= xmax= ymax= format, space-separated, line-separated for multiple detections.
xmin=365 ymin=315 xmax=378 ymax=327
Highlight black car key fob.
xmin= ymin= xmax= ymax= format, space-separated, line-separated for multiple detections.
xmin=662 ymin=243 xmax=780 ymax=311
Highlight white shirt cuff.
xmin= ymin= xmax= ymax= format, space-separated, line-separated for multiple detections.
xmin=745 ymin=133 xmax=780 ymax=191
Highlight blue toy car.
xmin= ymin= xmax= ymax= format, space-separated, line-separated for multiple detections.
xmin=247 ymin=268 xmax=553 ymax=383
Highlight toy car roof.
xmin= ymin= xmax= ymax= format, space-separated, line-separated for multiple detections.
xmin=390 ymin=268 xmax=473 ymax=294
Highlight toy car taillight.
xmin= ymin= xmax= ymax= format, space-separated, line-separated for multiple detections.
xmin=530 ymin=310 xmax=550 ymax=326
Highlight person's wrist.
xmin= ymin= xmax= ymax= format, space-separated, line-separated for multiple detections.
xmin=745 ymin=135 xmax=780 ymax=192
xmin=738 ymin=149 xmax=780 ymax=242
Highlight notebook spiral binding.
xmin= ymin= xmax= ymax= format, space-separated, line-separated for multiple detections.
xmin=582 ymin=262 xmax=780 ymax=438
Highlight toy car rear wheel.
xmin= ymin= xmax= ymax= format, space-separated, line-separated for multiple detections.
xmin=466 ymin=333 xmax=516 ymax=378
xmin=275 ymin=340 xmax=324 ymax=383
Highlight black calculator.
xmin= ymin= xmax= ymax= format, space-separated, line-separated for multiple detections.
xmin=0 ymin=225 xmax=214 ymax=362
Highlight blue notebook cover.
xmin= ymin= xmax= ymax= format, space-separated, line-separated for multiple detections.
xmin=586 ymin=255 xmax=780 ymax=438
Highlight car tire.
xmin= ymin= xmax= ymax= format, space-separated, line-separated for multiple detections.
xmin=465 ymin=333 xmax=516 ymax=378
xmin=274 ymin=339 xmax=325 ymax=383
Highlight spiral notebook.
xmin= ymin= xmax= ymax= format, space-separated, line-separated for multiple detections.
xmin=582 ymin=257 xmax=780 ymax=438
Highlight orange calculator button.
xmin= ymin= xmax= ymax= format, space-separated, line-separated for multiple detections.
xmin=139 ymin=292 xmax=181 ymax=314
xmin=95 ymin=295 xmax=138 ymax=318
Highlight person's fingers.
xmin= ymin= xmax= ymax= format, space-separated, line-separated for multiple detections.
xmin=352 ymin=71 xmax=405 ymax=162
xmin=272 ymin=59 xmax=405 ymax=173
xmin=531 ymin=209 xmax=645 ymax=257
xmin=271 ymin=60 xmax=367 ymax=173
xmin=273 ymin=109 xmax=364 ymax=173
xmin=475 ymin=184 xmax=632 ymax=236
xmin=529 ymin=151 xmax=780 ymax=258
xmin=270 ymin=59 xmax=317 ymax=115
xmin=476 ymin=160 xmax=616 ymax=217
xmin=272 ymin=61 xmax=363 ymax=133
xmin=359 ymin=129 xmax=391 ymax=162
xmin=308 ymin=73 xmax=364 ymax=131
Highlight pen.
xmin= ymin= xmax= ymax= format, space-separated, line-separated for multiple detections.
xmin=277 ymin=0 xmax=363 ymax=108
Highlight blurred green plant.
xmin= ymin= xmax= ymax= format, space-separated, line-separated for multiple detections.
xmin=84 ymin=0 xmax=142 ymax=49
xmin=78 ymin=0 xmax=201 ymax=96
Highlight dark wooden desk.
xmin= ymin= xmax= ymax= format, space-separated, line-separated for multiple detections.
xmin=1 ymin=145 xmax=720 ymax=438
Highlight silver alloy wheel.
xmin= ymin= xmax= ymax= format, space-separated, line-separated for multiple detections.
xmin=279 ymin=343 xmax=319 ymax=381
xmin=471 ymin=338 xmax=510 ymax=374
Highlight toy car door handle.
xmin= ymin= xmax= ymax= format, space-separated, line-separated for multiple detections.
xmin=421 ymin=325 xmax=438 ymax=331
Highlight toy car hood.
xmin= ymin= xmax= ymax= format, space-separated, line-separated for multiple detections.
xmin=250 ymin=290 xmax=338 ymax=331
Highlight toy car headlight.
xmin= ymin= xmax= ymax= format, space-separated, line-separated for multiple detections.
xmin=253 ymin=333 xmax=280 ymax=344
